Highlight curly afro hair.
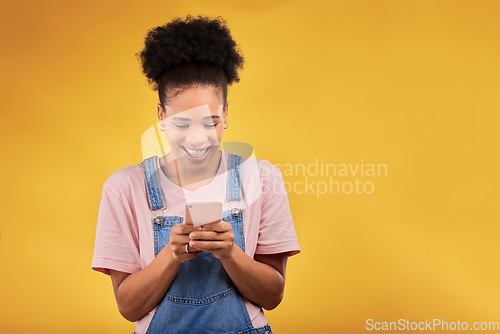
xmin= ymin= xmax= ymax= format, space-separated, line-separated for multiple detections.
xmin=137 ymin=15 xmax=244 ymax=106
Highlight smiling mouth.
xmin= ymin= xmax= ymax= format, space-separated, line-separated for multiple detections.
xmin=182 ymin=146 xmax=210 ymax=158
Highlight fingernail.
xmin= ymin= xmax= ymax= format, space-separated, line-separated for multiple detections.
xmin=190 ymin=233 xmax=197 ymax=238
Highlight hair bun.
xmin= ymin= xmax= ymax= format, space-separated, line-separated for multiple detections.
xmin=138 ymin=15 xmax=244 ymax=89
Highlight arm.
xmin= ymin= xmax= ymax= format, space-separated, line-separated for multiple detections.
xmin=109 ymin=246 xmax=179 ymax=322
xmin=110 ymin=223 xmax=201 ymax=322
xmin=223 ymin=247 xmax=288 ymax=310
xmin=189 ymin=222 xmax=288 ymax=310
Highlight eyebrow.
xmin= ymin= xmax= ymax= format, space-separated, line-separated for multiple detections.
xmin=172 ymin=115 xmax=221 ymax=121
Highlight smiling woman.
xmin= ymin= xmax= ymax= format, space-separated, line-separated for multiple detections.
xmin=91 ymin=15 xmax=300 ymax=334
xmin=159 ymin=89 xmax=226 ymax=187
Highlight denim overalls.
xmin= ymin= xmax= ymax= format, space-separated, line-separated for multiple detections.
xmin=141 ymin=153 xmax=273 ymax=334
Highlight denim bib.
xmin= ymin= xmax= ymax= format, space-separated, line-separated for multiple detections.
xmin=141 ymin=153 xmax=272 ymax=334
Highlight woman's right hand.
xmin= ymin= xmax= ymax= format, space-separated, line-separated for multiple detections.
xmin=168 ymin=204 xmax=202 ymax=263
xmin=109 ymin=205 xmax=201 ymax=322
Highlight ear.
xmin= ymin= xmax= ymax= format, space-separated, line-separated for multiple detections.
xmin=157 ymin=103 xmax=165 ymax=121
xmin=223 ymin=101 xmax=229 ymax=122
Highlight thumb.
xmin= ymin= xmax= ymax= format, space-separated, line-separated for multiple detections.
xmin=184 ymin=203 xmax=193 ymax=225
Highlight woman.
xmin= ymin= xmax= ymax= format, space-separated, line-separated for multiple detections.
xmin=92 ymin=15 xmax=300 ymax=334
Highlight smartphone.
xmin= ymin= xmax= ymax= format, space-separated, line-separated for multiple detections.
xmin=186 ymin=199 xmax=223 ymax=227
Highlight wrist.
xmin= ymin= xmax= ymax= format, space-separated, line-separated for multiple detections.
xmin=163 ymin=243 xmax=182 ymax=266
xmin=220 ymin=242 xmax=238 ymax=262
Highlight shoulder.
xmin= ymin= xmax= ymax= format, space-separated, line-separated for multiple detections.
xmin=255 ymin=158 xmax=282 ymax=177
xmin=225 ymin=151 xmax=282 ymax=177
xmin=227 ymin=152 xmax=283 ymax=188
xmin=102 ymin=162 xmax=146 ymax=199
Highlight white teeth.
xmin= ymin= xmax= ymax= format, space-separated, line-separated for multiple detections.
xmin=184 ymin=147 xmax=209 ymax=158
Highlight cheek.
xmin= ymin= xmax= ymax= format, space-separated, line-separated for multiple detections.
xmin=165 ymin=129 xmax=183 ymax=145
xmin=215 ymin=126 xmax=223 ymax=141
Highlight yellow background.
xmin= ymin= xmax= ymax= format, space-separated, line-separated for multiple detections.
xmin=1 ymin=0 xmax=499 ymax=333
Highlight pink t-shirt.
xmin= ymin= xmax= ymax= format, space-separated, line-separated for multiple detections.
xmin=91 ymin=150 xmax=300 ymax=333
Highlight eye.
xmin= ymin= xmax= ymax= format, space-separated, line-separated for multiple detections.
xmin=204 ymin=122 xmax=220 ymax=128
xmin=174 ymin=124 xmax=189 ymax=129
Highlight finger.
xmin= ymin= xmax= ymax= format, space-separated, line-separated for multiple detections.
xmin=189 ymin=240 xmax=232 ymax=251
xmin=170 ymin=241 xmax=202 ymax=255
xmin=184 ymin=203 xmax=194 ymax=225
xmin=185 ymin=243 xmax=201 ymax=254
xmin=169 ymin=239 xmax=188 ymax=253
xmin=189 ymin=231 xmax=226 ymax=241
xmin=172 ymin=223 xmax=201 ymax=235
xmin=170 ymin=235 xmax=190 ymax=246
xmin=201 ymin=220 xmax=231 ymax=232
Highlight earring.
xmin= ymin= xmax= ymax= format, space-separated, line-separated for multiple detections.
xmin=224 ymin=122 xmax=228 ymax=129
xmin=160 ymin=125 xmax=165 ymax=132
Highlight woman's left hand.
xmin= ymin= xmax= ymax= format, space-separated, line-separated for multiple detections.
xmin=188 ymin=220 xmax=234 ymax=260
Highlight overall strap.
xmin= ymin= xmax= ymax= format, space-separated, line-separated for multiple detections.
xmin=142 ymin=156 xmax=165 ymax=211
xmin=227 ymin=153 xmax=243 ymax=201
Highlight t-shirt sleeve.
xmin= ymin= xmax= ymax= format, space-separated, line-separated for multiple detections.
xmin=91 ymin=183 xmax=141 ymax=275
xmin=255 ymin=163 xmax=300 ymax=256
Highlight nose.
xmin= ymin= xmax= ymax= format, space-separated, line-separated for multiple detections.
xmin=185 ymin=125 xmax=208 ymax=147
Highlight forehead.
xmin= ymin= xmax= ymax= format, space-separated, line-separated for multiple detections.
xmin=165 ymin=86 xmax=222 ymax=115
xmin=165 ymin=104 xmax=222 ymax=120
